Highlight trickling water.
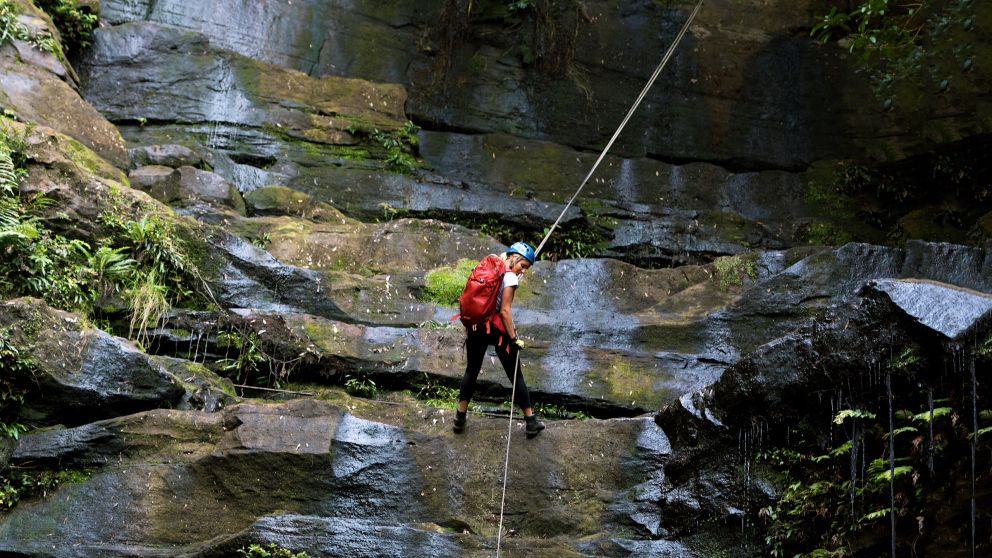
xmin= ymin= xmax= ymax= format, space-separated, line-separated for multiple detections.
xmin=201 ymin=62 xmax=254 ymax=149
xmin=614 ymin=158 xmax=638 ymax=205
xmin=192 ymin=330 xmax=204 ymax=363
xmin=849 ymin=422 xmax=858 ymax=517
xmin=860 ymin=433 xmax=867 ymax=517
xmin=740 ymin=428 xmax=751 ymax=536
xmin=928 ymin=388 xmax=935 ymax=475
xmin=887 ymin=370 xmax=896 ymax=558
xmin=668 ymin=165 xmax=686 ymax=201
xmin=970 ymin=354 xmax=977 ymax=558
xmin=537 ymin=260 xmax=637 ymax=394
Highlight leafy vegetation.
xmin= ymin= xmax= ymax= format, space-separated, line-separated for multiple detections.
xmin=423 ymin=258 xmax=476 ymax=306
xmin=0 ymin=1 xmax=60 ymax=57
xmin=34 ymin=0 xmax=98 ymax=56
xmin=812 ymin=0 xmax=979 ymax=108
xmin=538 ymin=222 xmax=607 ymax=261
xmin=536 ymin=402 xmax=590 ymax=420
xmin=758 ymin=346 xmax=991 ymax=556
xmin=215 ymin=329 xmax=269 ymax=386
xmin=347 ymin=120 xmax=421 ymax=174
xmin=713 ymin=253 xmax=758 ymax=289
xmin=1 ymin=120 xmax=203 ymax=347
xmin=237 ymin=543 xmax=309 ymax=558
xmin=0 ymin=467 xmax=90 ymax=510
xmin=413 ymin=372 xmax=460 ymax=409
xmin=344 ymin=371 xmax=378 ymax=399
xmin=0 ymin=329 xmax=29 ymax=441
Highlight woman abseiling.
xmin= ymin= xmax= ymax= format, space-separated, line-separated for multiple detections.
xmin=454 ymin=241 xmax=545 ymax=438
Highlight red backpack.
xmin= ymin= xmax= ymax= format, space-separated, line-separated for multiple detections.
xmin=457 ymin=254 xmax=506 ymax=333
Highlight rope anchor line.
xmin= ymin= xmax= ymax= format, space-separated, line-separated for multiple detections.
xmin=534 ymin=0 xmax=705 ymax=258
xmin=495 ymin=3 xmax=705 ymax=556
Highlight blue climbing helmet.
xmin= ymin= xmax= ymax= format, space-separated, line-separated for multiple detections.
xmin=506 ymin=241 xmax=536 ymax=264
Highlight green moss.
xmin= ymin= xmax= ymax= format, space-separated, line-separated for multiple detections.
xmin=423 ymin=258 xmax=476 ymax=306
xmin=300 ymin=140 xmax=369 ymax=161
xmin=603 ymin=358 xmax=654 ymax=405
xmin=713 ymin=253 xmax=758 ymax=290
xmin=1 ymin=466 xmax=92 ymax=511
xmin=896 ymin=208 xmax=970 ymax=243
xmin=697 ymin=211 xmax=752 ymax=245
xmin=58 ymin=135 xmax=127 ymax=182
xmin=0 ymin=2 xmax=62 ymax=58
xmin=798 ymin=221 xmax=853 ymax=246
xmin=300 ymin=320 xmax=349 ymax=354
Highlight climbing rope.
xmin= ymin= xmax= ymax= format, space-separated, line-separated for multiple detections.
xmin=495 ymin=350 xmax=520 ymax=558
xmin=534 ymin=0 xmax=705 ymax=257
xmin=495 ymin=2 xmax=705 ymax=555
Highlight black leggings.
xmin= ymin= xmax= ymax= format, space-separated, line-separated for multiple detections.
xmin=458 ymin=330 xmax=532 ymax=409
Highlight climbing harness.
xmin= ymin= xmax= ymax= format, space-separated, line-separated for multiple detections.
xmin=534 ymin=0 xmax=706 ymax=258
xmin=495 ymin=1 xmax=705 ymax=555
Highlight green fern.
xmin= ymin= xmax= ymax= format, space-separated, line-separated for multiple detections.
xmin=0 ymin=141 xmax=16 ymax=196
xmin=126 ymin=270 xmax=170 ymax=348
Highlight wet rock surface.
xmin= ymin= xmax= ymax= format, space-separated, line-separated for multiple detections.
xmin=70 ymin=13 xmax=849 ymax=265
xmin=0 ymin=400 xmax=685 ymax=557
xmin=1 ymin=1 xmax=989 ymax=556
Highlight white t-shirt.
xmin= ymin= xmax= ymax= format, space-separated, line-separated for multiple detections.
xmin=495 ymin=271 xmax=519 ymax=311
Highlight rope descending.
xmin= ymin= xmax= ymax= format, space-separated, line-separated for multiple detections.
xmin=534 ymin=0 xmax=705 ymax=257
xmin=495 ymin=2 xmax=705 ymax=555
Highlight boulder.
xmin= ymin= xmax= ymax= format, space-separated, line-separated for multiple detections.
xmin=243 ymin=185 xmax=342 ymax=221
xmin=654 ymin=275 xmax=992 ymax=553
xmin=77 ymin=21 xmax=407 ymax=141
xmin=177 ymin=166 xmax=247 ymax=215
xmin=0 ymin=398 xmax=684 ymax=557
xmin=128 ymin=164 xmax=183 ymax=204
xmin=0 ymin=298 xmax=234 ymax=427
xmin=129 ymin=144 xmax=205 ymax=169
xmin=866 ymin=278 xmax=992 ymax=340
xmin=0 ymin=1 xmax=128 ymax=169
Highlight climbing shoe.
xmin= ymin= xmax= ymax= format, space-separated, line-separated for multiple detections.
xmin=525 ymin=415 xmax=545 ymax=438
xmin=453 ymin=410 xmax=467 ymax=434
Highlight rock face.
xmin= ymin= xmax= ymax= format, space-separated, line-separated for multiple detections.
xmin=1 ymin=1 xmax=990 ymax=557
xmin=0 ymin=0 xmax=128 ymax=168
xmin=656 ymin=278 xmax=992 ymax=555
xmin=77 ymin=2 xmax=992 ymax=264
xmin=96 ymin=0 xmax=987 ymax=167
xmin=0 ymin=399 xmax=690 ymax=557
xmin=0 ymin=298 xmax=235 ymax=427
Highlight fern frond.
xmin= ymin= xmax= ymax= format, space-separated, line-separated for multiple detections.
xmin=0 ymin=142 xmax=17 ymax=196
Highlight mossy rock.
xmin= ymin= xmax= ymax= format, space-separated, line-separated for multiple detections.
xmin=896 ymin=208 xmax=970 ymax=243
xmin=423 ymin=258 xmax=476 ymax=306
xmin=244 ymin=185 xmax=346 ymax=222
xmin=970 ymin=211 xmax=992 ymax=243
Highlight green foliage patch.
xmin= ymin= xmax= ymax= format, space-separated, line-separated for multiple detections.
xmin=1 ymin=467 xmax=90 ymax=510
xmin=347 ymin=120 xmax=421 ymax=174
xmin=34 ymin=0 xmax=97 ymax=55
xmin=0 ymin=329 xmax=29 ymax=441
xmin=215 ymin=329 xmax=270 ymax=386
xmin=1 ymin=120 xmax=204 ymax=347
xmin=238 ymin=543 xmax=309 ymax=558
xmin=423 ymin=258 xmax=476 ymax=306
xmin=344 ymin=371 xmax=378 ymax=399
xmin=0 ymin=1 xmax=60 ymax=57
xmin=713 ymin=253 xmax=758 ymax=289
xmin=413 ymin=372 xmax=460 ymax=409
xmin=758 ymin=347 xmax=992 ymax=556
xmin=812 ymin=0 xmax=979 ymax=109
